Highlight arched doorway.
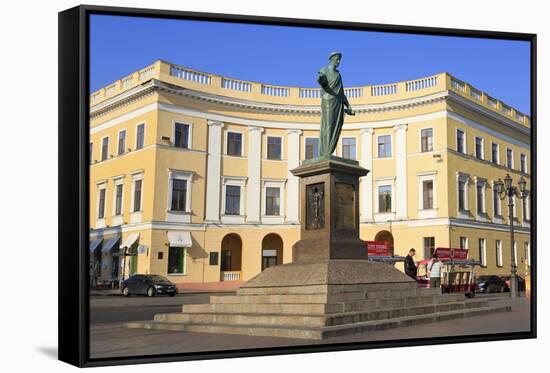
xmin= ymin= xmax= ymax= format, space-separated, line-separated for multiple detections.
xmin=374 ymin=230 xmax=394 ymax=256
xmin=261 ymin=233 xmax=283 ymax=271
xmin=220 ymin=234 xmax=242 ymax=281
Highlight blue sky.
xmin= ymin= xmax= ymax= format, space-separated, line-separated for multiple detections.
xmin=90 ymin=15 xmax=531 ymax=114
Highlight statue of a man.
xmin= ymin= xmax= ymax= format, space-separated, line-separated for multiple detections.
xmin=317 ymin=52 xmax=355 ymax=158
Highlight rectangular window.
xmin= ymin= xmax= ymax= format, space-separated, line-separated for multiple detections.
xmin=475 ymin=137 xmax=483 ymax=159
xmin=133 ymin=179 xmax=142 ymax=212
xmin=507 ymin=148 xmax=513 ymax=169
xmin=114 ymin=184 xmax=123 ymax=215
xmin=136 ymin=123 xmax=145 ymax=150
xmin=458 ymin=180 xmax=466 ymax=210
xmin=459 ymin=236 xmax=468 ymax=250
xmin=422 ymin=180 xmax=434 ymax=209
xmin=225 ymin=185 xmax=241 ymax=215
xmin=170 ymin=179 xmax=187 ymax=211
xmin=342 ymin=137 xmax=356 ymax=160
xmin=89 ymin=143 xmax=93 ymax=164
xmin=492 ymin=143 xmax=499 ymax=164
xmin=479 ymin=238 xmax=486 ymax=267
xmin=421 ymin=128 xmax=433 ymax=152
xmin=476 ymin=183 xmax=485 ymax=214
xmin=101 ymin=137 xmax=109 ymax=161
xmin=493 ymin=185 xmax=501 ymax=216
xmin=118 ymin=130 xmax=126 ymax=155
xmin=265 ymin=187 xmax=281 ymax=216
xmin=167 ymin=247 xmax=185 ymax=274
xmin=423 ymin=237 xmax=435 ymax=259
xmin=98 ymin=188 xmax=106 ymax=219
xmin=227 ymin=132 xmax=242 ymax=156
xmin=524 ymin=242 xmax=531 ymax=267
xmin=305 ymin=138 xmax=319 ymax=160
xmin=522 ymin=196 xmax=528 ymax=221
xmin=377 ymin=135 xmax=392 ymax=158
xmin=456 ymin=129 xmax=465 ymax=153
xmin=209 ymin=252 xmax=219 ymax=266
xmin=496 ymin=240 xmax=503 ymax=267
xmin=174 ymin=122 xmax=190 ymax=149
xmin=520 ymin=154 xmax=527 ymax=173
xmin=267 ymin=136 xmax=282 ymax=160
xmin=378 ymin=185 xmax=392 ymax=213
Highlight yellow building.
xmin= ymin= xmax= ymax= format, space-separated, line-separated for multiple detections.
xmin=89 ymin=60 xmax=531 ymax=287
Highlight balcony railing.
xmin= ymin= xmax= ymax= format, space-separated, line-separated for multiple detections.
xmin=221 ymin=271 xmax=241 ymax=281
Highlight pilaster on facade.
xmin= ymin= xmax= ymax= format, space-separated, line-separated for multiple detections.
xmin=246 ymin=126 xmax=264 ymax=223
xmin=360 ymin=128 xmax=374 ymax=222
xmin=286 ymin=129 xmax=302 ymax=224
xmin=394 ymin=124 xmax=408 ymax=219
xmin=205 ymin=120 xmax=224 ymax=222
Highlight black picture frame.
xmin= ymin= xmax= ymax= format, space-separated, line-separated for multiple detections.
xmin=58 ymin=4 xmax=537 ymax=367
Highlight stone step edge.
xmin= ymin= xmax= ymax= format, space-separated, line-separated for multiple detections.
xmin=125 ymin=305 xmax=512 ymax=339
xmin=177 ymin=300 xmax=490 ymax=318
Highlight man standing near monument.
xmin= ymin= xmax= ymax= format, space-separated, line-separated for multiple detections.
xmin=317 ymin=52 xmax=355 ymax=158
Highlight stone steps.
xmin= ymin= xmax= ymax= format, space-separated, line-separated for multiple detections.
xmin=124 ymin=305 xmax=511 ymax=340
xmin=157 ymin=300 xmax=490 ymax=328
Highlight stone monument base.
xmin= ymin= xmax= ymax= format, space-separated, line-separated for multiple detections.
xmin=125 ymin=260 xmax=511 ymax=339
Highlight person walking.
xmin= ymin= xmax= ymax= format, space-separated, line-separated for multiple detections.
xmin=428 ymin=254 xmax=443 ymax=289
xmin=404 ymin=248 xmax=418 ymax=280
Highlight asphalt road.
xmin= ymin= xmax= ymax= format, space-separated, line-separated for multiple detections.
xmin=89 ymin=292 xmax=234 ymax=324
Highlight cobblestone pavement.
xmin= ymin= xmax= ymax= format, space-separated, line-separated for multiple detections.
xmin=90 ymin=295 xmax=531 ymax=359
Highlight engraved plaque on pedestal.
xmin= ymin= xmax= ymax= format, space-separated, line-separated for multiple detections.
xmin=306 ymin=183 xmax=325 ymax=230
xmin=335 ymin=182 xmax=354 ymax=230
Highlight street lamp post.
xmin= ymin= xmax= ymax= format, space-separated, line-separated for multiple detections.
xmin=495 ymin=174 xmax=528 ymax=298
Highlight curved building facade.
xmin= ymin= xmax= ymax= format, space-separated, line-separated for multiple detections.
xmin=89 ymin=60 xmax=531 ymax=287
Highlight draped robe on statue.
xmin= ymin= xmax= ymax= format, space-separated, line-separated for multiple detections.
xmin=317 ymin=66 xmax=347 ymax=157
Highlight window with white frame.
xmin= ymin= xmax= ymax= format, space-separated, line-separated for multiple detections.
xmin=476 ymin=179 xmax=486 ymax=215
xmin=227 ymin=132 xmax=243 ymax=156
xmin=422 ymin=180 xmax=434 ymax=209
xmin=493 ymin=183 xmax=502 ymax=217
xmin=456 ymin=129 xmax=465 ymax=154
xmin=457 ymin=173 xmax=469 ymax=212
xmin=171 ymin=179 xmax=187 ymax=211
xmin=460 ymin=236 xmax=468 ymax=250
xmin=305 ymin=138 xmax=319 ymax=160
xmin=265 ymin=187 xmax=280 ymax=215
xmin=132 ymin=178 xmax=143 ymax=212
xmin=114 ymin=183 xmax=123 ymax=216
xmin=511 ymin=196 xmax=517 ymax=219
xmin=522 ymin=192 xmax=530 ymax=222
xmin=101 ymin=136 xmax=109 ymax=161
xmin=167 ymin=171 xmax=194 ymax=217
xmin=97 ymin=186 xmax=106 ymax=219
xmin=267 ymin=136 xmax=282 ymax=160
xmin=506 ymin=148 xmax=513 ymax=169
xmin=377 ymin=135 xmax=392 ymax=158
xmin=342 ymin=137 xmax=356 ymax=160
xmin=174 ymin=122 xmax=190 ymax=149
xmin=118 ymin=129 xmax=126 ymax=155
xmin=378 ymin=185 xmax=392 ymax=213
xmin=491 ymin=142 xmax=499 ymax=164
xmin=423 ymin=237 xmax=435 ymax=259
xmin=478 ymin=238 xmax=487 ymax=267
xmin=496 ymin=240 xmax=503 ymax=267
xmin=475 ymin=136 xmax=483 ymax=160
xmin=520 ymin=154 xmax=527 ymax=173
xmin=420 ymin=128 xmax=433 ymax=152
xmin=225 ymin=185 xmax=241 ymax=215
xmin=513 ymin=240 xmax=518 ymax=265
xmin=136 ymin=123 xmax=145 ymax=150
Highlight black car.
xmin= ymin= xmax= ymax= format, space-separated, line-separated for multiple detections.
xmin=121 ymin=274 xmax=178 ymax=297
xmin=474 ymin=275 xmax=509 ymax=293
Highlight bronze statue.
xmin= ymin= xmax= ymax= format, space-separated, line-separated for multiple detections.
xmin=317 ymin=52 xmax=355 ymax=158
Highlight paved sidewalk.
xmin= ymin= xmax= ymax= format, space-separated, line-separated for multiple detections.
xmin=90 ymin=296 xmax=531 ymax=359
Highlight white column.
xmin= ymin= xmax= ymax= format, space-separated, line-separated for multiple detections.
xmin=205 ymin=120 xmax=224 ymax=222
xmin=286 ymin=129 xmax=302 ymax=224
xmin=394 ymin=124 xmax=408 ymax=219
xmin=246 ymin=126 xmax=264 ymax=223
xmin=360 ymin=128 xmax=374 ymax=222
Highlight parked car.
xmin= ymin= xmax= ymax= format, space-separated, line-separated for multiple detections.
xmin=474 ymin=275 xmax=509 ymax=293
xmin=500 ymin=275 xmax=526 ymax=292
xmin=121 ymin=274 xmax=177 ymax=297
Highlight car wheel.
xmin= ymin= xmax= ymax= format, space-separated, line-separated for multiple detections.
xmin=122 ymin=287 xmax=130 ymax=297
xmin=147 ymin=286 xmax=156 ymax=297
